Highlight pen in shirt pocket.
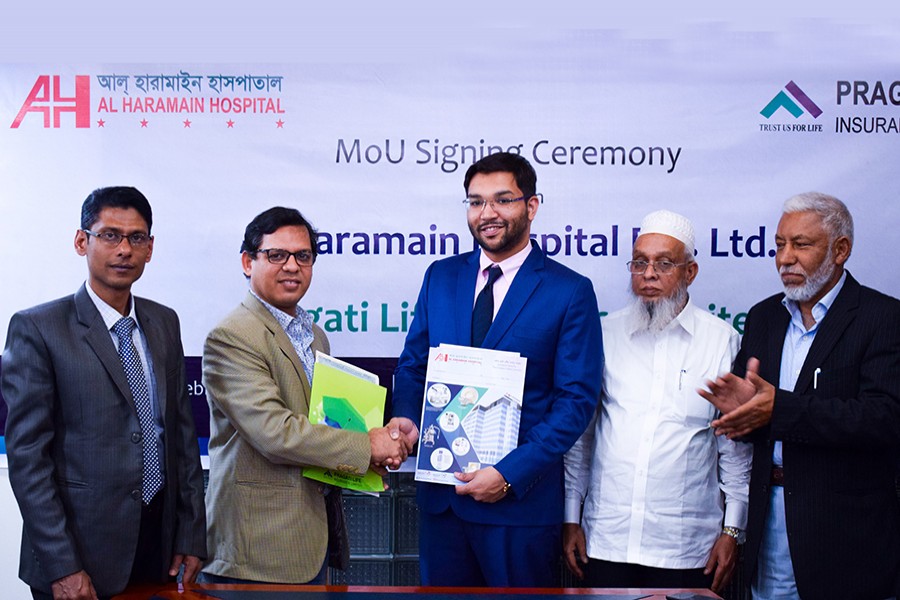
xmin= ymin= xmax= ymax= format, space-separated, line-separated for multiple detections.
xmin=678 ymin=368 xmax=687 ymax=391
xmin=814 ymin=367 xmax=822 ymax=389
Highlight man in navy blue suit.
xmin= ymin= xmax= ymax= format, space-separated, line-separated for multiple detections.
xmin=390 ymin=152 xmax=603 ymax=587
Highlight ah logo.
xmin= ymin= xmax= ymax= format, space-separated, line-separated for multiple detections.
xmin=432 ymin=353 xmax=449 ymax=362
xmin=11 ymin=75 xmax=91 ymax=128
xmin=761 ymin=81 xmax=822 ymax=119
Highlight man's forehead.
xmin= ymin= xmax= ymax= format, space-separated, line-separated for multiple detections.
xmin=633 ymin=233 xmax=684 ymax=256
xmin=91 ymin=206 xmax=149 ymax=231
xmin=261 ymin=225 xmax=311 ymax=243
xmin=776 ymin=211 xmax=827 ymax=237
xmin=467 ymin=171 xmax=520 ymax=194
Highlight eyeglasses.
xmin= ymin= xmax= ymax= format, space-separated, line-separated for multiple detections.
xmin=82 ymin=229 xmax=151 ymax=247
xmin=256 ymin=248 xmax=316 ymax=266
xmin=463 ymin=194 xmax=542 ymax=211
xmin=626 ymin=260 xmax=688 ymax=275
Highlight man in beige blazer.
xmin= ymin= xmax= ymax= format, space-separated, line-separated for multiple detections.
xmin=201 ymin=206 xmax=406 ymax=584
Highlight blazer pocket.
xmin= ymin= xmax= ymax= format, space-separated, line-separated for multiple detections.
xmin=236 ymin=479 xmax=295 ymax=489
xmin=512 ymin=326 xmax=555 ymax=342
xmin=512 ymin=327 xmax=556 ymax=362
xmin=235 ymin=447 xmax=299 ymax=487
xmin=807 ymin=363 xmax=857 ymax=394
xmin=54 ymin=477 xmax=89 ymax=488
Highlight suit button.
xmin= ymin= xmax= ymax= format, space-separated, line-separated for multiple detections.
xmin=132 ymin=432 xmax=142 ymax=443
xmin=131 ymin=489 xmax=141 ymax=501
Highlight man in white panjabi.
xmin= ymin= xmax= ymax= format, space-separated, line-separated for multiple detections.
xmin=564 ymin=210 xmax=752 ymax=595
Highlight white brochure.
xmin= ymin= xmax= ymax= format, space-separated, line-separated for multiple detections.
xmin=414 ymin=343 xmax=527 ymax=485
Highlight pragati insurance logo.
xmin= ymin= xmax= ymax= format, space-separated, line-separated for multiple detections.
xmin=759 ymin=80 xmax=823 ymax=134
xmin=9 ymin=70 xmax=288 ymax=130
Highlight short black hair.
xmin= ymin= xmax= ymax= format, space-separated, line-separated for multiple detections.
xmin=81 ymin=186 xmax=153 ymax=234
xmin=463 ymin=152 xmax=537 ymax=199
xmin=241 ymin=206 xmax=318 ymax=258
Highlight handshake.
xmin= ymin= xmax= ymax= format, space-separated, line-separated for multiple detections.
xmin=368 ymin=417 xmax=420 ymax=473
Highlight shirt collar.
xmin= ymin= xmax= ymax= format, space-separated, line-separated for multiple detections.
xmin=672 ymin=300 xmax=695 ymax=336
xmin=781 ymin=270 xmax=847 ymax=327
xmin=84 ymin=282 xmax=140 ymax=333
xmin=478 ymin=241 xmax=533 ymax=273
xmin=251 ymin=289 xmax=313 ymax=334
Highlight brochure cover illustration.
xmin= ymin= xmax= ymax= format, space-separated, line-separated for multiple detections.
xmin=415 ymin=344 xmax=527 ymax=485
xmin=304 ymin=353 xmax=386 ymax=493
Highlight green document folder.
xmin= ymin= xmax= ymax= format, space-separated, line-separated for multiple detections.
xmin=303 ymin=358 xmax=387 ymax=493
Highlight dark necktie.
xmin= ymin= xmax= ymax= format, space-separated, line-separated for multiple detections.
xmin=472 ymin=265 xmax=502 ymax=347
xmin=113 ymin=317 xmax=163 ymax=503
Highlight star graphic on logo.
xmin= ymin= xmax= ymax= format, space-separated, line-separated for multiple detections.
xmin=140 ymin=119 xmax=149 ymax=128
xmin=97 ymin=119 xmax=105 ymax=127
xmin=226 ymin=120 xmax=235 ymax=128
xmin=183 ymin=119 xmax=192 ymax=128
xmin=275 ymin=119 xmax=285 ymax=128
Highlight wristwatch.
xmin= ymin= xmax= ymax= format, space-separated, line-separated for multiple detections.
xmin=722 ymin=526 xmax=746 ymax=544
xmin=501 ymin=480 xmax=512 ymax=495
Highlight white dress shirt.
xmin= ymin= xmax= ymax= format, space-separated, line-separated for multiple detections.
xmin=564 ymin=301 xmax=752 ymax=569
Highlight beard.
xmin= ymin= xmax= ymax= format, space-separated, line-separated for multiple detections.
xmin=780 ymin=247 xmax=835 ymax=302
xmin=628 ymin=279 xmax=690 ymax=334
xmin=468 ymin=208 xmax=531 ymax=258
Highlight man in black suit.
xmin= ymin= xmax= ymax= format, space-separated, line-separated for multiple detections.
xmin=1 ymin=187 xmax=206 ymax=599
xmin=700 ymin=192 xmax=900 ymax=599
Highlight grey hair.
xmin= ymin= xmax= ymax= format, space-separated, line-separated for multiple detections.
xmin=783 ymin=192 xmax=854 ymax=246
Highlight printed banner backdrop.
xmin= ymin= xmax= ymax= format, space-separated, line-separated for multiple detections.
xmin=1 ymin=25 xmax=900 ymax=442
xmin=3 ymin=14 xmax=900 ymax=596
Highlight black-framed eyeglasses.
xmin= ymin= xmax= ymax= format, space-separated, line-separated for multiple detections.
xmin=463 ymin=193 xmax=543 ymax=211
xmin=626 ymin=259 xmax=688 ymax=275
xmin=255 ymin=248 xmax=316 ymax=266
xmin=82 ymin=229 xmax=152 ymax=247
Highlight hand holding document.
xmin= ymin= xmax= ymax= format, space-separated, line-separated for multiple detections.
xmin=303 ymin=353 xmax=388 ymax=493
xmin=414 ymin=344 xmax=527 ymax=485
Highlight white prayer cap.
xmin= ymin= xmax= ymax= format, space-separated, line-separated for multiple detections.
xmin=638 ymin=209 xmax=695 ymax=255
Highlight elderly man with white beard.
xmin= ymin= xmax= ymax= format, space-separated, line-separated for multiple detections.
xmin=700 ymin=193 xmax=900 ymax=600
xmin=564 ymin=209 xmax=752 ymax=594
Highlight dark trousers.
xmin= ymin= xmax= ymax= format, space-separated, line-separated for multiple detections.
xmin=129 ymin=490 xmax=167 ymax=585
xmin=419 ymin=508 xmax=562 ymax=587
xmin=583 ymin=557 xmax=713 ymax=589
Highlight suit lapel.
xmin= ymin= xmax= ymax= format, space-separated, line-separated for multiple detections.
xmin=136 ymin=300 xmax=168 ymax=415
xmin=75 ymin=285 xmax=134 ymax=404
xmin=763 ymin=303 xmax=790 ymax=385
xmin=244 ymin=292 xmax=311 ymax=393
xmin=457 ymin=253 xmax=481 ymax=345
xmin=481 ymin=242 xmax=543 ymax=349
xmin=794 ymin=273 xmax=859 ymax=393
